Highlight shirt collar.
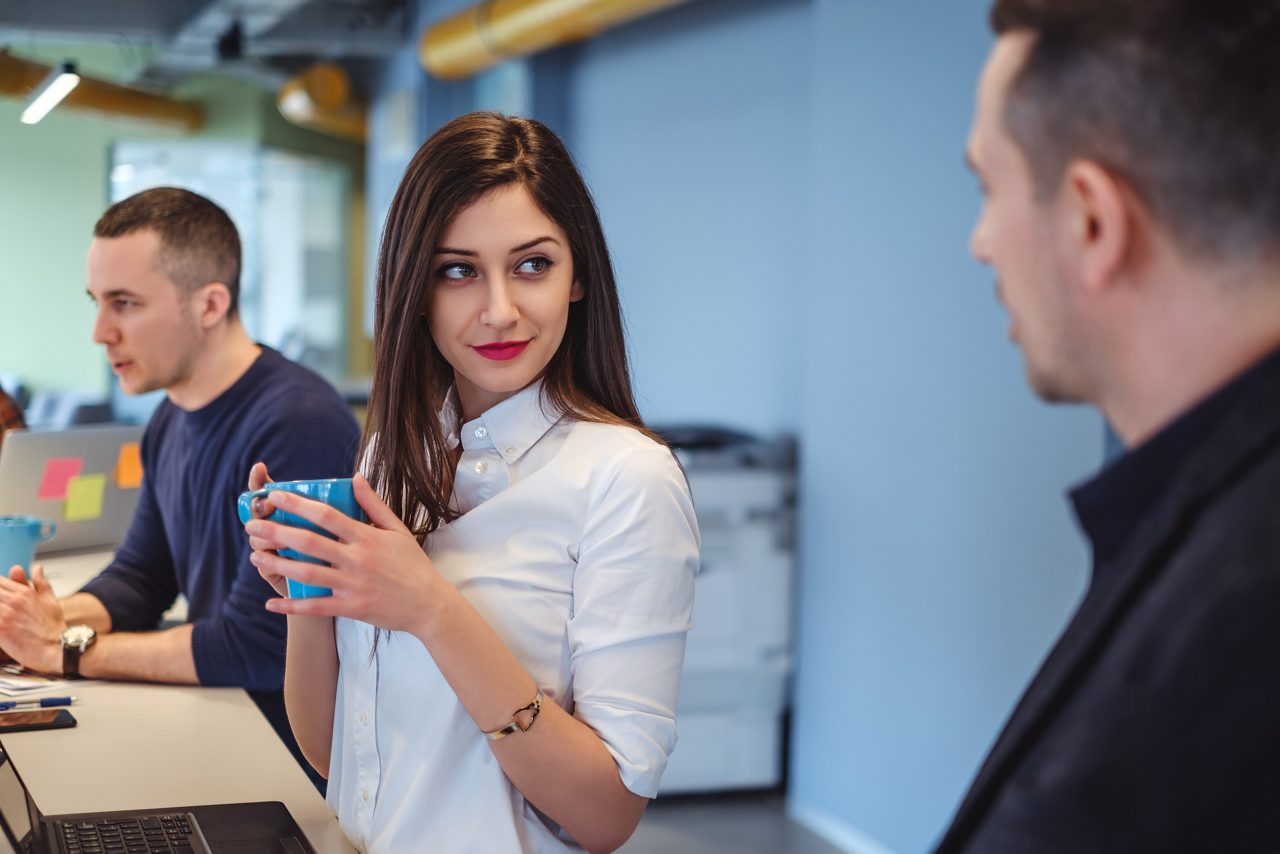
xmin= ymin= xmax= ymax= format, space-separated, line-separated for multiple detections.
xmin=457 ymin=380 xmax=562 ymax=464
xmin=439 ymin=387 xmax=462 ymax=451
xmin=1070 ymin=344 xmax=1280 ymax=569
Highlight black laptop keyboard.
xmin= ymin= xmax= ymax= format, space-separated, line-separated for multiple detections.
xmin=55 ymin=813 xmax=206 ymax=854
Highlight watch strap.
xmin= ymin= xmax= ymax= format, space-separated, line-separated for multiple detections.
xmin=61 ymin=627 xmax=94 ymax=679
xmin=62 ymin=642 xmax=85 ymax=679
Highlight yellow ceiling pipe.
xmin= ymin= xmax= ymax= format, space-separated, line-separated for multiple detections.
xmin=0 ymin=51 xmax=203 ymax=131
xmin=421 ymin=0 xmax=694 ymax=80
xmin=277 ymin=62 xmax=367 ymax=143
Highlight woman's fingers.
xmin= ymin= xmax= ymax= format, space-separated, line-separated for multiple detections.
xmin=354 ymin=473 xmax=410 ymax=533
xmin=247 ymin=535 xmax=280 ymax=553
xmin=265 ymin=594 xmax=345 ymax=617
xmin=244 ymin=518 xmax=344 ymax=566
xmin=250 ymin=550 xmax=340 ymax=590
xmin=248 ymin=461 xmax=271 ymax=491
xmin=264 ymin=491 xmax=366 ymax=542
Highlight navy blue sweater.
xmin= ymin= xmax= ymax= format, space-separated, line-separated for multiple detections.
xmin=81 ymin=347 xmax=359 ymax=689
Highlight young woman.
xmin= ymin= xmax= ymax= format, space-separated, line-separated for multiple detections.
xmin=243 ymin=112 xmax=699 ymax=853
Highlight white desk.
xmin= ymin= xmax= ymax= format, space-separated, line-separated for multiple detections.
xmin=4 ymin=552 xmax=355 ymax=853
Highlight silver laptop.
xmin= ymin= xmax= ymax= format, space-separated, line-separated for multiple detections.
xmin=0 ymin=425 xmax=144 ymax=555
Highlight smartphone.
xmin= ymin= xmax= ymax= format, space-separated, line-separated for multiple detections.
xmin=0 ymin=709 xmax=76 ymax=734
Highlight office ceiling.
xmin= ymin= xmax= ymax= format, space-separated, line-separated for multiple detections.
xmin=0 ymin=0 xmax=407 ymax=89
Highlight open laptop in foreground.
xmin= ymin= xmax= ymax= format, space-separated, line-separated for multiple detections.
xmin=0 ymin=425 xmax=145 ymax=555
xmin=0 ymin=750 xmax=315 ymax=853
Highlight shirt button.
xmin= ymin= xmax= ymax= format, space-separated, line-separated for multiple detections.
xmin=474 ymin=460 xmax=488 ymax=474
xmin=360 ymin=711 xmax=369 ymax=724
xmin=361 ymin=789 xmax=369 ymax=802
xmin=505 ymin=446 xmax=517 ymax=456
xmin=474 ymin=425 xmax=488 ymax=439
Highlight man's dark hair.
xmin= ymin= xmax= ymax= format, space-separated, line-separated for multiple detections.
xmin=94 ymin=187 xmax=242 ymax=315
xmin=990 ymin=0 xmax=1280 ymax=262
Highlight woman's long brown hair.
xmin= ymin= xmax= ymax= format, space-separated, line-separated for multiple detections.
xmin=363 ymin=112 xmax=653 ymax=541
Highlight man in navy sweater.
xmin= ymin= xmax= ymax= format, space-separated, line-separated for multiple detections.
xmin=0 ymin=188 xmax=359 ymax=780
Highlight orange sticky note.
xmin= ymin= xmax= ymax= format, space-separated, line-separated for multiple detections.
xmin=64 ymin=473 xmax=106 ymax=522
xmin=38 ymin=458 xmax=83 ymax=500
xmin=115 ymin=442 xmax=143 ymax=489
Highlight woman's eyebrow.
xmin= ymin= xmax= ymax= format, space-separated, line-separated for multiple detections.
xmin=434 ymin=236 xmax=561 ymax=257
xmin=510 ymin=236 xmax=559 ymax=253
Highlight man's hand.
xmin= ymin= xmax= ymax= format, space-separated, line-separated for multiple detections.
xmin=0 ymin=565 xmax=68 ymax=674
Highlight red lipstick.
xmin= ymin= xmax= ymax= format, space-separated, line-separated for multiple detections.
xmin=472 ymin=340 xmax=531 ymax=361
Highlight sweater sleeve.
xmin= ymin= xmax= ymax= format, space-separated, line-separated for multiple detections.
xmin=78 ymin=427 xmax=180 ymax=631
xmin=189 ymin=391 xmax=359 ymax=689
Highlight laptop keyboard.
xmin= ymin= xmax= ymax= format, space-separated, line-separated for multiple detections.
xmin=55 ymin=813 xmax=208 ymax=854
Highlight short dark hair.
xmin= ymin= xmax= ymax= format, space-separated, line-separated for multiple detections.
xmin=94 ymin=187 xmax=242 ymax=315
xmin=990 ymin=0 xmax=1280 ymax=261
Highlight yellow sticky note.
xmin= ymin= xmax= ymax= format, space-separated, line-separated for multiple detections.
xmin=64 ymin=473 xmax=107 ymax=522
xmin=115 ymin=442 xmax=143 ymax=489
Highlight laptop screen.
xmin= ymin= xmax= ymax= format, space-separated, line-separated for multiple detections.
xmin=0 ymin=424 xmax=144 ymax=555
xmin=0 ymin=752 xmax=32 ymax=853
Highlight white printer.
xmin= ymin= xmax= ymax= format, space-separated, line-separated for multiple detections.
xmin=655 ymin=428 xmax=797 ymax=794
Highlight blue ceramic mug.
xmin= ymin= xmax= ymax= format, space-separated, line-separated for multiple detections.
xmin=237 ymin=478 xmax=365 ymax=599
xmin=0 ymin=515 xmax=57 ymax=574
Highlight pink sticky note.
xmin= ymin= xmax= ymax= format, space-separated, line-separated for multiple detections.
xmin=38 ymin=457 xmax=83 ymax=500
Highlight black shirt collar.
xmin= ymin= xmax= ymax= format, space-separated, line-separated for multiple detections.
xmin=1071 ymin=346 xmax=1280 ymax=567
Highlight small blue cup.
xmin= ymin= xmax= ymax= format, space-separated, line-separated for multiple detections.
xmin=0 ymin=516 xmax=57 ymax=574
xmin=237 ymin=478 xmax=364 ymax=599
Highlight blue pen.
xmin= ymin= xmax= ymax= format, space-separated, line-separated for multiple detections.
xmin=0 ymin=696 xmax=79 ymax=711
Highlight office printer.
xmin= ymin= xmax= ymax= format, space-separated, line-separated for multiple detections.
xmin=654 ymin=426 xmax=797 ymax=794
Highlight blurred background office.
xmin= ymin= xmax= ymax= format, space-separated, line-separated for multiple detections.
xmin=0 ymin=0 xmax=1102 ymax=851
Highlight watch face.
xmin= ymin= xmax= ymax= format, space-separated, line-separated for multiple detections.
xmin=62 ymin=625 xmax=95 ymax=646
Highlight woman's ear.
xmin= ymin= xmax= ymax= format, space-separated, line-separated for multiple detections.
xmin=570 ymin=279 xmax=585 ymax=302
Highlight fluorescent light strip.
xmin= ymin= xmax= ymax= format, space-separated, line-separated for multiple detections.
xmin=21 ymin=63 xmax=81 ymax=125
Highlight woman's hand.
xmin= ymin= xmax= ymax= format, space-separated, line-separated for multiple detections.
xmin=244 ymin=473 xmax=445 ymax=637
xmin=244 ymin=462 xmax=290 ymax=598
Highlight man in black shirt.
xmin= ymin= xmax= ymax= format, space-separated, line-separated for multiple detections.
xmin=946 ymin=1 xmax=1280 ymax=850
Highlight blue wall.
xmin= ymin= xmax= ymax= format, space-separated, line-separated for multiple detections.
xmin=391 ymin=0 xmax=1103 ymax=850
xmin=567 ymin=0 xmax=808 ymax=433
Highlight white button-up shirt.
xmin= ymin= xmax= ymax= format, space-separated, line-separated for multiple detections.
xmin=327 ymin=381 xmax=700 ymax=852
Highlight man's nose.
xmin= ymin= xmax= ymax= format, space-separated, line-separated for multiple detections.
xmin=91 ymin=308 xmax=116 ymax=345
xmin=969 ymin=216 xmax=991 ymax=264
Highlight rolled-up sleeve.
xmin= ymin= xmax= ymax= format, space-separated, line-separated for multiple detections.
xmin=567 ymin=443 xmax=700 ymax=797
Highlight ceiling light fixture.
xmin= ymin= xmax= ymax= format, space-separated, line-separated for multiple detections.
xmin=21 ymin=61 xmax=80 ymax=125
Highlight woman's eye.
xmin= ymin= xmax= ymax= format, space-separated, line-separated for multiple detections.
xmin=517 ymin=257 xmax=552 ymax=275
xmin=437 ymin=262 xmax=474 ymax=281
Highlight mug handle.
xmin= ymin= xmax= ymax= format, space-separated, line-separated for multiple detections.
xmin=39 ymin=521 xmax=56 ymax=542
xmin=236 ymin=489 xmax=275 ymax=525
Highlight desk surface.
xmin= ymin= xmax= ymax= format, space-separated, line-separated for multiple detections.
xmin=6 ymin=554 xmax=354 ymax=852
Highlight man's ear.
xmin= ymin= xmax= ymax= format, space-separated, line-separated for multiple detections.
xmin=193 ymin=282 xmax=233 ymax=329
xmin=1061 ymin=159 xmax=1132 ymax=293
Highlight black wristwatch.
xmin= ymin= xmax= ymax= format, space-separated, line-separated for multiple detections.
xmin=60 ymin=625 xmax=96 ymax=679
